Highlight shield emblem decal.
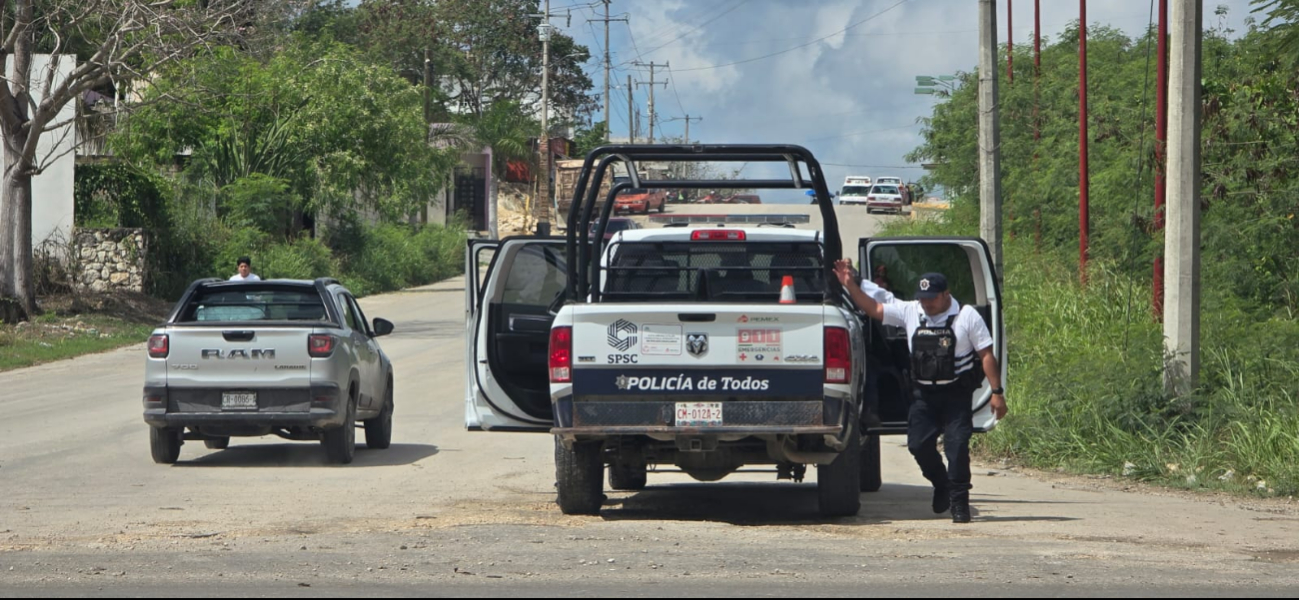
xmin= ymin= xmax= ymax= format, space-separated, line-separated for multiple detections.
xmin=687 ymin=333 xmax=709 ymax=357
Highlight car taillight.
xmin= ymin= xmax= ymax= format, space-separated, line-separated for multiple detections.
xmin=308 ymin=334 xmax=336 ymax=357
xmin=691 ymin=229 xmax=746 ymax=241
xmin=867 ymin=196 xmax=876 ymax=201
xmin=147 ymin=334 xmax=169 ymax=359
xmin=549 ymin=327 xmax=573 ymax=383
xmin=825 ymin=327 xmax=851 ymax=384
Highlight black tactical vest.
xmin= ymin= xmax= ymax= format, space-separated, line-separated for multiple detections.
xmin=911 ymin=314 xmax=959 ymax=386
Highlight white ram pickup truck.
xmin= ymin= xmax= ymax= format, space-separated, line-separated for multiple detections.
xmin=464 ymin=145 xmax=1004 ymax=518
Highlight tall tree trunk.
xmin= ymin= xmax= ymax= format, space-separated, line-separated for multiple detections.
xmin=0 ymin=0 xmax=36 ymax=322
xmin=0 ymin=170 xmax=17 ymax=322
xmin=1 ymin=142 xmax=34 ymax=322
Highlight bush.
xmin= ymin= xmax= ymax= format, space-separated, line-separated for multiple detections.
xmin=258 ymin=237 xmax=339 ymax=280
xmin=881 ymin=214 xmax=1299 ymax=496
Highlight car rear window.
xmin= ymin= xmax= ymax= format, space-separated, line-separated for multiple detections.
xmin=602 ymin=241 xmax=825 ymax=303
xmin=871 ymin=185 xmax=900 ymax=195
xmin=178 ymin=285 xmax=329 ymax=323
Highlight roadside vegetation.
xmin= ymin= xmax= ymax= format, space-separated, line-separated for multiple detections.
xmin=0 ymin=1 xmax=602 ymax=368
xmin=897 ymin=6 xmax=1299 ymax=496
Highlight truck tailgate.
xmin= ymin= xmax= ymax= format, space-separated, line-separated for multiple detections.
xmin=569 ymin=304 xmax=825 ymax=398
xmin=165 ymin=327 xmax=316 ymax=389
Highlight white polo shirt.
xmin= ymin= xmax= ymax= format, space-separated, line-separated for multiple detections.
xmin=882 ymin=298 xmax=994 ymax=378
xmin=860 ymin=279 xmax=897 ymax=304
xmin=229 ymin=273 xmax=262 ymax=281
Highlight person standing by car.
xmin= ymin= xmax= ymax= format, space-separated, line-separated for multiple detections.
xmin=833 ymin=262 xmax=1007 ymax=524
xmin=230 ymin=257 xmax=261 ymax=281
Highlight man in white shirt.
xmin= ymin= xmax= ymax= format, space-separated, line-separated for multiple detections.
xmin=834 ymin=260 xmax=1006 ymax=524
xmin=230 ymin=257 xmax=261 ymax=282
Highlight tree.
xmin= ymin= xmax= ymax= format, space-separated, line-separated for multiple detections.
xmin=1253 ymin=0 xmax=1299 ymax=58
xmin=113 ymin=38 xmax=457 ymax=229
xmin=462 ymin=100 xmax=537 ymax=238
xmin=0 ymin=0 xmax=249 ymax=322
xmin=908 ymin=17 xmax=1299 ymax=313
xmin=349 ymin=0 xmax=595 ymax=122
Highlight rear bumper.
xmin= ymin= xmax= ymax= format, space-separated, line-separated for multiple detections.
xmin=550 ymin=396 xmax=849 ymax=437
xmin=142 ymin=383 xmax=346 ymax=430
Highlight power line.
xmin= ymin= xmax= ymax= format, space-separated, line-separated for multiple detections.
xmin=665 ymin=65 xmax=687 ymax=117
xmin=616 ymin=0 xmax=751 ymax=68
xmin=673 ymin=0 xmax=912 ymax=73
xmin=821 ymin=163 xmax=928 ymax=169
xmin=805 ymin=123 xmax=921 ymax=142
xmin=627 ymin=0 xmax=746 ymax=50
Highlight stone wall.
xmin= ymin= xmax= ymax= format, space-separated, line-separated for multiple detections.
xmin=74 ymin=228 xmax=146 ymax=293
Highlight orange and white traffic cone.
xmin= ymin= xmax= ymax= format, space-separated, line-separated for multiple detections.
xmin=779 ymin=275 xmax=796 ymax=304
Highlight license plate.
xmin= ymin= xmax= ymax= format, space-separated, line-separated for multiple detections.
xmin=221 ymin=392 xmax=257 ymax=411
xmin=676 ymin=402 xmax=723 ymax=427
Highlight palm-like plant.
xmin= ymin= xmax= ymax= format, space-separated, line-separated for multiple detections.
xmin=459 ymin=101 xmax=537 ymax=237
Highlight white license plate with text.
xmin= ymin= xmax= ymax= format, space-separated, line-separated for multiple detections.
xmin=221 ymin=392 xmax=258 ymax=411
xmin=676 ymin=402 xmax=723 ymax=427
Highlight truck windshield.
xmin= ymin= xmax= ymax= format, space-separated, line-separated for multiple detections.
xmin=602 ymin=241 xmax=825 ymax=303
xmin=178 ymin=286 xmax=328 ymax=323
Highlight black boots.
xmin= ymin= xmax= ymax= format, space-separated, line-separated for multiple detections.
xmin=932 ymin=486 xmax=951 ymax=514
xmin=951 ymin=502 xmax=971 ymax=523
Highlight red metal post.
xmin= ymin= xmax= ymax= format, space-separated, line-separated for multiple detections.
xmin=1154 ymin=0 xmax=1169 ymax=317
xmin=1008 ymin=0 xmax=1014 ymax=84
xmin=1079 ymin=0 xmax=1089 ymax=284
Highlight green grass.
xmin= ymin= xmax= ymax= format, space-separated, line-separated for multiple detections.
xmin=0 ymin=314 xmax=155 ymax=371
xmin=879 ymin=217 xmax=1299 ymax=498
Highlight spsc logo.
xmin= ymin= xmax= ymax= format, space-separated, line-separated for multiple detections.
xmin=607 ymin=319 xmax=638 ymax=351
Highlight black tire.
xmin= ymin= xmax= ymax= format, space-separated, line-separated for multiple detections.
xmin=554 ymin=437 xmax=604 ymax=515
xmin=658 ymin=200 xmax=667 ymax=213
xmin=364 ymin=380 xmax=394 ymax=450
xmin=203 ymin=437 xmax=230 ymax=450
xmin=150 ymin=427 xmax=182 ymax=464
xmin=860 ymin=434 xmax=882 ymax=492
xmin=817 ymin=424 xmax=863 ymax=517
xmin=322 ymin=397 xmax=357 ymax=465
xmin=609 ymin=462 xmax=648 ymax=491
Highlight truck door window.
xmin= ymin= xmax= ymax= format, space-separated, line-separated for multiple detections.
xmin=502 ymin=245 xmax=568 ymax=306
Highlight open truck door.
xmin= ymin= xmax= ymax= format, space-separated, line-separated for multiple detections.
xmin=465 ymin=237 xmax=567 ymax=432
xmin=859 ymin=237 xmax=1006 ymax=433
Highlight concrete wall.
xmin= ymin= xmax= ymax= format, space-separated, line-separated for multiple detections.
xmin=3 ymin=55 xmax=78 ymax=257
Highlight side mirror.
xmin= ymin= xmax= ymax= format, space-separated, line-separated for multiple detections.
xmin=372 ymin=318 xmax=395 ymax=337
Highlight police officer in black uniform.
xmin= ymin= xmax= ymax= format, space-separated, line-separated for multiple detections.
xmin=834 ymin=261 xmax=1008 ymax=523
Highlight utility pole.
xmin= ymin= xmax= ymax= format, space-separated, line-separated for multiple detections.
xmin=589 ymin=1 xmax=627 ymax=142
xmin=1164 ymin=0 xmax=1202 ymax=395
xmin=530 ymin=0 xmax=570 ymax=236
xmin=1007 ymin=0 xmax=1013 ymax=84
xmin=633 ymin=61 xmax=668 ymax=143
xmin=1155 ymin=0 xmax=1169 ymax=318
xmin=664 ymin=115 xmax=702 ymax=143
xmin=422 ymin=47 xmax=433 ymax=226
xmin=978 ymin=0 xmax=1003 ymax=277
xmin=627 ymin=74 xmax=635 ymax=143
xmin=1079 ymin=0 xmax=1090 ymax=284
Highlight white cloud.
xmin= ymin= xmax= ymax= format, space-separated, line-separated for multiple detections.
xmin=557 ymin=0 xmax=1259 ymax=202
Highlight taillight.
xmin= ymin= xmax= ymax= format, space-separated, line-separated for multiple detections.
xmin=549 ymin=326 xmax=573 ymax=383
xmin=825 ymin=327 xmax=851 ymax=384
xmin=867 ymin=196 xmax=876 ymax=201
xmin=691 ymin=229 xmax=746 ymax=241
xmin=308 ymin=334 xmax=336 ymax=357
xmin=148 ymin=334 xmax=169 ymax=359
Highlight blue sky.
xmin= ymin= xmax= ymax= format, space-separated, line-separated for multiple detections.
xmin=554 ymin=0 xmax=1261 ymax=203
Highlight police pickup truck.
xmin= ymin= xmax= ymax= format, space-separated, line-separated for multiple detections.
xmin=465 ymin=145 xmax=1004 ymax=517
